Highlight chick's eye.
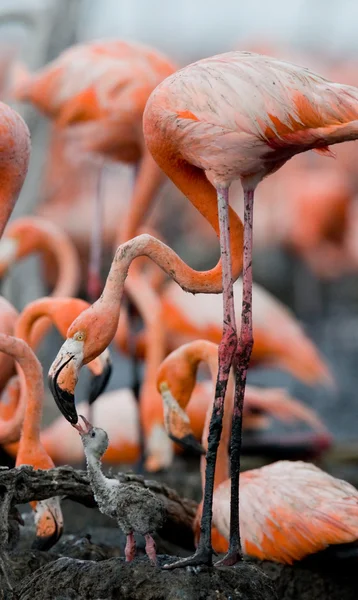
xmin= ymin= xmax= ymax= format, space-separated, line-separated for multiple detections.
xmin=91 ymin=431 xmax=96 ymax=438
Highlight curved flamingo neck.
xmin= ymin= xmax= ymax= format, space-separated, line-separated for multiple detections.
xmin=190 ymin=342 xmax=232 ymax=489
xmin=0 ymin=373 xmax=24 ymax=443
xmin=163 ymin=339 xmax=231 ymax=489
xmin=11 ymin=219 xmax=80 ymax=297
xmin=167 ymin=340 xmax=220 ymax=408
xmin=0 ymin=334 xmax=44 ymax=447
xmin=15 ymin=298 xmax=54 ymax=349
xmin=15 ymin=297 xmax=90 ymax=350
xmin=143 ymin=129 xmax=244 ymax=284
xmin=39 ymin=224 xmax=80 ymax=297
xmin=86 ymin=230 xmax=241 ymax=360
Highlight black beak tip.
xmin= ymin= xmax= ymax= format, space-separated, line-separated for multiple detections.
xmin=31 ymin=526 xmax=62 ymax=551
xmin=48 ymin=374 xmax=78 ymax=425
xmin=170 ymin=433 xmax=206 ymax=456
xmin=88 ymin=361 xmax=112 ymax=405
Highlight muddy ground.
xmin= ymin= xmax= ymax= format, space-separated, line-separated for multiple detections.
xmin=0 ymin=461 xmax=357 ymax=600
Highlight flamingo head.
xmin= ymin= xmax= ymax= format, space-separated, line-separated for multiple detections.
xmin=158 ymin=382 xmax=205 ymax=456
xmin=48 ymin=315 xmax=113 ymax=424
xmin=32 ymin=497 xmax=63 ymax=551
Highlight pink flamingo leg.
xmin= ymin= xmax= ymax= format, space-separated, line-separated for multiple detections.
xmin=164 ymin=186 xmax=238 ymax=569
xmin=125 ymin=531 xmax=136 ymax=562
xmin=217 ymin=187 xmax=254 ymax=567
xmin=87 ymin=163 xmax=104 ymax=302
xmin=145 ymin=533 xmax=158 ymax=565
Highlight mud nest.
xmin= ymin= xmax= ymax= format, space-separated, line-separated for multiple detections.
xmin=0 ymin=465 xmax=358 ymax=600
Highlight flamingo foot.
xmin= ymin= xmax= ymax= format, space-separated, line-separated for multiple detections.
xmin=215 ymin=548 xmax=242 ymax=567
xmin=163 ymin=545 xmax=213 ymax=570
xmin=125 ymin=532 xmax=136 ymax=562
xmin=145 ymin=534 xmax=158 ymax=566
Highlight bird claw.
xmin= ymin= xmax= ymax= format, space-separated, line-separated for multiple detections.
xmin=163 ymin=547 xmax=213 ymax=570
xmin=215 ymin=549 xmax=242 ymax=567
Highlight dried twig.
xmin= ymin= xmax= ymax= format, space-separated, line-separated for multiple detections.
xmin=0 ymin=465 xmax=197 ymax=550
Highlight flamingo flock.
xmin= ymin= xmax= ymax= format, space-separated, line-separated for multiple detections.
xmin=0 ymin=35 xmax=357 ymax=575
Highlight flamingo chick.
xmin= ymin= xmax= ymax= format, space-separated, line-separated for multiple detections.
xmin=74 ymin=415 xmax=165 ymax=564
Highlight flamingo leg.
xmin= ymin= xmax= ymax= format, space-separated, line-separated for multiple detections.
xmin=128 ymin=163 xmax=146 ymax=473
xmin=145 ymin=533 xmax=158 ymax=565
xmin=164 ymin=186 xmax=238 ymax=569
xmin=216 ymin=188 xmax=254 ymax=567
xmin=127 ymin=299 xmax=146 ymax=473
xmin=124 ymin=531 xmax=136 ymax=561
xmin=87 ymin=162 xmax=104 ymax=303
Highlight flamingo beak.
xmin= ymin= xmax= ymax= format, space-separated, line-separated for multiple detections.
xmin=160 ymin=383 xmax=205 ymax=456
xmin=32 ymin=497 xmax=63 ymax=550
xmin=72 ymin=414 xmax=93 ymax=436
xmin=48 ymin=342 xmax=82 ymax=424
xmin=86 ymin=349 xmax=112 ymax=405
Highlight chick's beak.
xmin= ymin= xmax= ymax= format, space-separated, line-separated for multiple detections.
xmin=32 ymin=497 xmax=63 ymax=551
xmin=48 ymin=344 xmax=80 ymax=424
xmin=72 ymin=414 xmax=93 ymax=435
xmin=87 ymin=349 xmax=112 ymax=405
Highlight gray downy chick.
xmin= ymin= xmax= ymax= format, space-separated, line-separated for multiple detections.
xmin=74 ymin=415 xmax=165 ymax=564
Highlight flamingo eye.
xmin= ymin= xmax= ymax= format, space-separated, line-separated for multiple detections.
xmin=74 ymin=332 xmax=85 ymax=342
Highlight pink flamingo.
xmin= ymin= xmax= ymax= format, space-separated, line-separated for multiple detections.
xmin=12 ymin=40 xmax=177 ymax=299
xmin=0 ymin=333 xmax=63 ymax=549
xmin=142 ymin=51 xmax=358 ymax=568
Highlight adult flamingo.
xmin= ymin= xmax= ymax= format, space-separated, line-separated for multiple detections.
xmin=142 ymin=51 xmax=358 ymax=568
xmin=49 ymin=51 xmax=358 ymax=567
xmin=12 ymin=40 xmax=177 ymax=298
xmin=0 ymin=334 xmax=63 ymax=549
xmin=161 ymin=366 xmax=358 ymax=564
